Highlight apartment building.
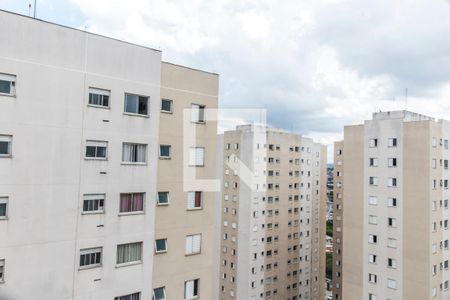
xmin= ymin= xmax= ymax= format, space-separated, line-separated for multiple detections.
xmin=219 ymin=124 xmax=327 ymax=300
xmin=0 ymin=10 xmax=218 ymax=300
xmin=333 ymin=110 xmax=450 ymax=300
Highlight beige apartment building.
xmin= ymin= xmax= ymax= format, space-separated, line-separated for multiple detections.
xmin=219 ymin=125 xmax=327 ymax=300
xmin=333 ymin=110 xmax=450 ymax=300
xmin=0 ymin=10 xmax=218 ymax=300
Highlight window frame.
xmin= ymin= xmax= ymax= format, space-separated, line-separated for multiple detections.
xmin=0 ymin=259 xmax=4 ymax=283
xmin=0 ymin=197 xmax=8 ymax=220
xmin=116 ymin=242 xmax=143 ymax=266
xmin=161 ymin=99 xmax=173 ymax=113
xmin=159 ymin=144 xmax=172 ymax=159
xmin=114 ymin=292 xmax=141 ymax=300
xmin=82 ymin=194 xmax=105 ymax=214
xmin=153 ymin=287 xmax=167 ymax=300
xmin=79 ymin=247 xmax=103 ymax=269
xmin=185 ymin=234 xmax=202 ymax=256
xmin=157 ymin=191 xmax=170 ymax=206
xmin=85 ymin=140 xmax=108 ymax=160
xmin=189 ymin=147 xmax=205 ymax=167
xmin=122 ymin=143 xmax=147 ymax=164
xmin=184 ymin=278 xmax=200 ymax=299
xmin=187 ymin=191 xmax=203 ymax=210
xmin=124 ymin=93 xmax=149 ymax=117
xmin=0 ymin=73 xmax=16 ymax=97
xmin=191 ymin=103 xmax=206 ymax=123
xmin=119 ymin=193 xmax=145 ymax=215
xmin=0 ymin=135 xmax=12 ymax=158
xmin=88 ymin=87 xmax=110 ymax=109
xmin=154 ymin=238 xmax=168 ymax=254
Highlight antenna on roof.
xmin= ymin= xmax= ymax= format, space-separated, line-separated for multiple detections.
xmin=33 ymin=0 xmax=37 ymax=18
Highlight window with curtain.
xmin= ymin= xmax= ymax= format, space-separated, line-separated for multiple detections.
xmin=184 ymin=279 xmax=199 ymax=299
xmin=187 ymin=192 xmax=203 ymax=210
xmin=83 ymin=194 xmax=105 ymax=213
xmin=122 ymin=143 xmax=147 ymax=163
xmin=0 ymin=135 xmax=12 ymax=156
xmin=79 ymin=247 xmax=102 ymax=268
xmin=116 ymin=242 xmax=142 ymax=265
xmin=0 ymin=197 xmax=7 ymax=219
xmin=185 ymin=234 xmax=201 ymax=255
xmin=124 ymin=93 xmax=148 ymax=115
xmin=114 ymin=292 xmax=141 ymax=300
xmin=119 ymin=193 xmax=144 ymax=213
xmin=0 ymin=73 xmax=15 ymax=96
xmin=189 ymin=147 xmax=204 ymax=166
xmin=191 ymin=104 xmax=205 ymax=122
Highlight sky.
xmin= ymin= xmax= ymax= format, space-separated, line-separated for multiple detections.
xmin=2 ymin=0 xmax=450 ymax=162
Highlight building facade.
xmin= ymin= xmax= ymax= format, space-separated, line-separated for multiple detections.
xmin=0 ymin=10 xmax=218 ymax=300
xmin=333 ymin=110 xmax=450 ymax=300
xmin=219 ymin=125 xmax=327 ymax=300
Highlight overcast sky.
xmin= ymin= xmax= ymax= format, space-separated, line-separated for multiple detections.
xmin=3 ymin=0 xmax=450 ymax=162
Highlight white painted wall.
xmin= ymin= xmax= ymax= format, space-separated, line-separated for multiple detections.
xmin=0 ymin=11 xmax=160 ymax=300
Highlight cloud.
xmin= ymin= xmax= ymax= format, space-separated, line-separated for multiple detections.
xmin=70 ymin=0 xmax=450 ymax=161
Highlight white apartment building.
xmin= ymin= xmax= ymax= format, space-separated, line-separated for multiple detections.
xmin=334 ymin=110 xmax=450 ymax=300
xmin=0 ymin=10 xmax=218 ymax=300
xmin=219 ymin=124 xmax=327 ymax=300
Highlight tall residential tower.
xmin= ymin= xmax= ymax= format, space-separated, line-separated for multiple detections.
xmin=219 ymin=125 xmax=327 ymax=300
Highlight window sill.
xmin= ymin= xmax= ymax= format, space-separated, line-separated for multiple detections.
xmin=0 ymin=155 xmax=12 ymax=158
xmin=159 ymin=156 xmax=171 ymax=160
xmin=187 ymin=207 xmax=203 ymax=211
xmin=0 ymin=93 xmax=15 ymax=98
xmin=0 ymin=217 xmax=8 ymax=220
xmin=123 ymin=112 xmax=149 ymax=118
xmin=115 ymin=261 xmax=142 ymax=268
xmin=79 ymin=264 xmax=102 ymax=271
xmin=85 ymin=157 xmax=108 ymax=161
xmin=155 ymin=250 xmax=167 ymax=254
xmin=118 ymin=211 xmax=144 ymax=216
xmin=87 ymin=104 xmax=110 ymax=110
xmin=121 ymin=162 xmax=147 ymax=166
xmin=185 ymin=252 xmax=201 ymax=257
xmin=81 ymin=211 xmax=104 ymax=215
xmin=157 ymin=203 xmax=169 ymax=206
xmin=161 ymin=110 xmax=173 ymax=114
xmin=191 ymin=121 xmax=206 ymax=124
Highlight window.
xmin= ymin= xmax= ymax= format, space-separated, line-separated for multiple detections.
xmin=0 ymin=135 xmax=12 ymax=157
xmin=122 ymin=143 xmax=147 ymax=163
xmin=85 ymin=140 xmax=107 ymax=159
xmin=88 ymin=88 xmax=110 ymax=107
xmin=153 ymin=287 xmax=166 ymax=300
xmin=124 ymin=93 xmax=148 ymax=116
xmin=0 ymin=197 xmax=8 ymax=219
xmin=114 ymin=292 xmax=141 ymax=300
xmin=79 ymin=247 xmax=102 ymax=268
xmin=119 ymin=193 xmax=144 ymax=214
xmin=187 ymin=191 xmax=203 ymax=210
xmin=369 ymin=138 xmax=378 ymax=148
xmin=0 ymin=73 xmax=15 ymax=96
xmin=368 ymin=254 xmax=377 ymax=264
xmin=387 ymin=238 xmax=397 ymax=248
xmin=368 ymin=234 xmax=377 ymax=244
xmin=388 ymin=178 xmax=397 ymax=187
xmin=189 ymin=147 xmax=205 ymax=166
xmin=184 ymin=279 xmax=200 ymax=299
xmin=82 ymin=194 xmax=105 ymax=213
xmin=388 ymin=217 xmax=397 ymax=227
xmin=388 ymin=138 xmax=397 ymax=147
xmin=388 ymin=197 xmax=397 ymax=207
xmin=432 ymin=159 xmax=437 ymax=169
xmin=116 ymin=242 xmax=142 ymax=265
xmin=369 ymin=177 xmax=378 ymax=186
xmin=369 ymin=215 xmax=378 ymax=225
xmin=369 ymin=158 xmax=378 ymax=167
xmin=368 ymin=196 xmax=377 ymax=205
xmin=161 ymin=99 xmax=173 ymax=113
xmin=388 ymin=158 xmax=397 ymax=167
xmin=369 ymin=293 xmax=376 ymax=300
xmin=155 ymin=239 xmax=168 ymax=253
xmin=388 ymin=258 xmax=397 ymax=268
xmin=387 ymin=278 xmax=397 ymax=289
xmin=369 ymin=273 xmax=377 ymax=284
xmin=432 ymin=137 xmax=437 ymax=147
xmin=191 ymin=104 xmax=205 ymax=123
xmin=0 ymin=259 xmax=4 ymax=282
xmin=157 ymin=192 xmax=169 ymax=205
xmin=186 ymin=234 xmax=202 ymax=255
xmin=159 ymin=145 xmax=171 ymax=159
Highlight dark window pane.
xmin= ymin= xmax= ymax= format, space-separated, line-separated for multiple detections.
xmin=156 ymin=239 xmax=166 ymax=251
xmin=0 ymin=142 xmax=9 ymax=155
xmin=83 ymin=200 xmax=89 ymax=211
xmin=86 ymin=146 xmax=96 ymax=157
xmin=161 ymin=99 xmax=172 ymax=112
xmin=125 ymin=94 xmax=138 ymax=113
xmin=0 ymin=80 xmax=11 ymax=94
xmin=158 ymin=192 xmax=168 ymax=204
xmin=97 ymin=147 xmax=107 ymax=158
xmin=160 ymin=145 xmax=170 ymax=157
xmin=138 ymin=96 xmax=148 ymax=115
xmin=103 ymin=95 xmax=109 ymax=107
xmin=0 ymin=203 xmax=6 ymax=216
